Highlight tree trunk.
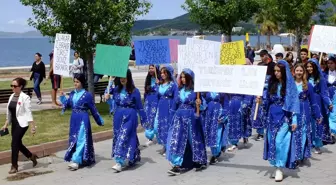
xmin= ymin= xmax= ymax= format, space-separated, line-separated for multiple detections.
xmin=225 ymin=28 xmax=232 ymax=42
xmin=295 ymin=28 xmax=303 ymax=56
xmin=86 ymin=53 xmax=95 ymax=98
xmin=267 ymin=28 xmax=271 ymax=48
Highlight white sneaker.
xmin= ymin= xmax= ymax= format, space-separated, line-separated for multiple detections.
xmin=227 ymin=145 xmax=237 ymax=152
xmin=314 ymin=148 xmax=322 ymax=154
xmin=146 ymin=140 xmax=154 ymax=147
xmin=68 ymin=162 xmax=79 ymax=170
xmin=112 ymin=163 xmax=122 ymax=172
xmin=275 ymin=168 xmax=283 ymax=182
xmin=162 ymin=153 xmax=166 ymax=157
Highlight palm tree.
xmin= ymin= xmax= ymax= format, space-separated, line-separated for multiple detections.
xmin=254 ymin=0 xmax=280 ymax=47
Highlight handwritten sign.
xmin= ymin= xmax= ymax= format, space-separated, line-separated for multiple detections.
xmin=178 ymin=44 xmax=217 ymax=74
xmin=309 ymin=25 xmax=336 ymax=54
xmin=94 ymin=44 xmax=131 ymax=78
xmin=53 ymin=33 xmax=71 ymax=77
xmin=169 ymin=39 xmax=179 ymax=62
xmin=186 ymin=38 xmax=221 ymax=65
xmin=134 ymin=39 xmax=171 ymax=65
xmin=220 ymin=40 xmax=245 ymax=65
xmin=194 ymin=65 xmax=267 ymax=96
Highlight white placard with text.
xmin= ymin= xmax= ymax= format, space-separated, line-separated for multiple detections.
xmin=53 ymin=33 xmax=72 ymax=77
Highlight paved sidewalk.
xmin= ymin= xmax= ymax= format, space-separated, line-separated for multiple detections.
xmin=0 ymin=132 xmax=336 ymax=185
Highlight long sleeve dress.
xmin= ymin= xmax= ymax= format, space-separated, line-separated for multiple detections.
xmin=263 ymin=85 xmax=297 ymax=168
xmin=109 ymin=87 xmax=148 ymax=166
xmin=308 ymin=77 xmax=333 ymax=147
xmin=155 ymin=82 xmax=178 ymax=146
xmin=60 ymin=89 xmax=104 ymax=166
xmin=292 ymin=83 xmax=321 ymax=166
xmin=224 ymin=94 xmax=249 ymax=146
xmin=202 ymin=92 xmax=226 ymax=157
xmin=166 ymin=87 xmax=207 ymax=169
xmin=325 ymin=71 xmax=336 ymax=134
xmin=250 ymin=75 xmax=270 ymax=135
xmin=144 ymin=77 xmax=160 ymax=140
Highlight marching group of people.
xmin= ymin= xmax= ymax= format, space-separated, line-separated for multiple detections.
xmin=3 ymin=47 xmax=336 ymax=183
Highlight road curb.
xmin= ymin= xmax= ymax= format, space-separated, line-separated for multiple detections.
xmin=0 ymin=130 xmax=113 ymax=165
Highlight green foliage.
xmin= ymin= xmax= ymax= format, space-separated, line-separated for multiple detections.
xmin=20 ymin=0 xmax=151 ymax=94
xmin=254 ymin=0 xmax=280 ymax=45
xmin=182 ymin=0 xmax=260 ymax=41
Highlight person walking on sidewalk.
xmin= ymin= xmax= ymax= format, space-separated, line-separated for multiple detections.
xmin=30 ymin=52 xmax=46 ymax=105
xmin=48 ymin=51 xmax=61 ymax=107
xmin=1 ymin=77 xmax=38 ymax=174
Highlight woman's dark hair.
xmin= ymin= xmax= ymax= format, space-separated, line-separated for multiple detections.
xmin=13 ymin=77 xmax=27 ymax=90
xmin=49 ymin=52 xmax=53 ymax=61
xmin=74 ymin=73 xmax=86 ymax=87
xmin=305 ymin=62 xmax=320 ymax=83
xmin=159 ymin=67 xmax=172 ymax=84
xmin=268 ymin=63 xmax=286 ymax=97
xmin=74 ymin=51 xmax=79 ymax=56
xmin=145 ymin=65 xmax=159 ymax=94
xmin=178 ymin=72 xmax=194 ymax=91
xmin=117 ymin=69 xmax=135 ymax=93
xmin=325 ymin=57 xmax=336 ymax=72
xmin=35 ymin=52 xmax=42 ymax=57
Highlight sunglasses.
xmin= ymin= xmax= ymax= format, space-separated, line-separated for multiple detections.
xmin=10 ymin=85 xmax=19 ymax=88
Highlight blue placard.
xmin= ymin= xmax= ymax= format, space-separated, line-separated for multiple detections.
xmin=134 ymin=39 xmax=171 ymax=65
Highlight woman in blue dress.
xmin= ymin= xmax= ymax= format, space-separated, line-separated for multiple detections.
xmin=325 ymin=56 xmax=336 ymax=140
xmin=250 ymin=75 xmax=270 ymax=141
xmin=262 ymin=60 xmax=300 ymax=182
xmin=166 ymin=68 xmax=207 ymax=175
xmin=201 ymin=92 xmax=226 ymax=164
xmin=60 ymin=74 xmax=104 ymax=171
xmin=155 ymin=64 xmax=178 ymax=156
xmin=305 ymin=58 xmax=333 ymax=154
xmin=106 ymin=69 xmax=148 ymax=172
xmin=225 ymin=93 xmax=250 ymax=151
xmin=292 ymin=64 xmax=322 ymax=167
xmin=144 ymin=65 xmax=160 ymax=146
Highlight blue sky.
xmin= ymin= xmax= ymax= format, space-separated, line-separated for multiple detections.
xmin=0 ymin=0 xmax=186 ymax=32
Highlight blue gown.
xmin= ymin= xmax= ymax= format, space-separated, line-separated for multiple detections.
xmin=110 ymin=87 xmax=148 ymax=166
xmin=308 ymin=77 xmax=333 ymax=146
xmin=155 ymin=82 xmax=178 ymax=146
xmin=60 ymin=89 xmax=104 ymax=166
xmin=263 ymin=85 xmax=297 ymax=168
xmin=325 ymin=72 xmax=336 ymax=134
xmin=144 ymin=78 xmax=159 ymax=140
xmin=166 ymin=87 xmax=207 ymax=168
xmin=292 ymin=83 xmax=321 ymax=165
xmin=250 ymin=75 xmax=270 ymax=135
xmin=202 ymin=92 xmax=226 ymax=156
xmin=224 ymin=94 xmax=249 ymax=145
xmin=242 ymin=95 xmax=254 ymax=139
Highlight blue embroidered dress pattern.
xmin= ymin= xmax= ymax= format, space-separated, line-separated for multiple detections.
xmin=144 ymin=77 xmax=160 ymax=140
xmin=60 ymin=89 xmax=104 ymax=166
xmin=263 ymin=60 xmax=300 ymax=169
xmin=324 ymin=70 xmax=336 ymax=134
xmin=109 ymin=87 xmax=148 ymax=166
xmin=307 ymin=59 xmax=332 ymax=145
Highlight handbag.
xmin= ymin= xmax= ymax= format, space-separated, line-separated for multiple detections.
xmin=0 ymin=128 xmax=9 ymax=137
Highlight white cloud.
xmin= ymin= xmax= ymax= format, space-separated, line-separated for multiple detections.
xmin=7 ymin=19 xmax=28 ymax=26
xmin=7 ymin=20 xmax=15 ymax=24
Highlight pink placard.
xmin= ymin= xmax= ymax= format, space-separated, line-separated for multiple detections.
xmin=169 ymin=39 xmax=179 ymax=62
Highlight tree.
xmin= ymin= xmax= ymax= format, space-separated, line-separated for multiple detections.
xmin=182 ymin=0 xmax=260 ymax=42
xmin=254 ymin=0 xmax=280 ymax=47
xmin=276 ymin=0 xmax=328 ymax=53
xmin=20 ymin=0 xmax=151 ymax=95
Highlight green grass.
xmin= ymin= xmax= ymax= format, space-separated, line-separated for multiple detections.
xmin=0 ymin=77 xmax=108 ymax=91
xmin=0 ymin=103 xmax=113 ymax=152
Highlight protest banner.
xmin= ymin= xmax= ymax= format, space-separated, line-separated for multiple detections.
xmin=94 ymin=44 xmax=131 ymax=78
xmin=134 ymin=39 xmax=171 ymax=65
xmin=53 ymin=33 xmax=71 ymax=77
xmin=194 ymin=65 xmax=267 ymax=96
xmin=169 ymin=39 xmax=179 ymax=62
xmin=186 ymin=38 xmax=221 ymax=65
xmin=178 ymin=44 xmax=217 ymax=74
xmin=220 ymin=40 xmax=246 ymax=65
xmin=309 ymin=25 xmax=336 ymax=54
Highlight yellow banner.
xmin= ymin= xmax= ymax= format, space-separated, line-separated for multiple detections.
xmin=246 ymin=33 xmax=249 ymax=42
xmin=220 ymin=40 xmax=246 ymax=65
